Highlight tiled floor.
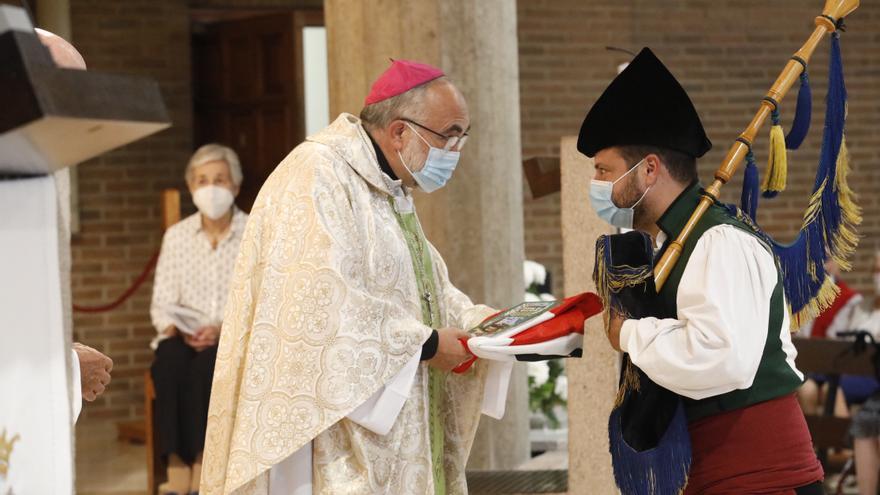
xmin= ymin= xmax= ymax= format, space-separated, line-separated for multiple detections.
xmin=71 ymin=420 xmax=854 ymax=495
xmin=75 ymin=421 xmax=147 ymax=495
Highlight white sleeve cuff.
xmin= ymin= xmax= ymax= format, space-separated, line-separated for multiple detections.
xmin=619 ymin=319 xmax=640 ymax=353
xmin=346 ymin=351 xmax=421 ymax=435
xmin=71 ymin=348 xmax=82 ymax=422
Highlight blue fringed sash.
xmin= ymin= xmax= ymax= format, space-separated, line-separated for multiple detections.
xmin=610 ymin=394 xmax=692 ymax=495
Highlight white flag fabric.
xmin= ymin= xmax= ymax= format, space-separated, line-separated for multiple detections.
xmin=0 ymin=176 xmax=74 ymax=494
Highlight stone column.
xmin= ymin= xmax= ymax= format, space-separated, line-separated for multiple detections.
xmin=36 ymin=0 xmax=71 ymax=38
xmin=325 ymin=0 xmax=529 ymax=469
xmin=560 ymin=136 xmax=618 ymax=494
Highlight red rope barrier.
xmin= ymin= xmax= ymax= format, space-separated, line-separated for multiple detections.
xmin=72 ymin=251 xmax=160 ymax=313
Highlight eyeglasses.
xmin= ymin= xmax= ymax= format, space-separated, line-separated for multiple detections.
xmin=400 ymin=118 xmax=469 ymax=152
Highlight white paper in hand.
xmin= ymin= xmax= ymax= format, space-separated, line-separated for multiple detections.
xmin=162 ymin=304 xmax=209 ymax=336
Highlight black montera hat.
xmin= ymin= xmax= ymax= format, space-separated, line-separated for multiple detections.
xmin=577 ymin=48 xmax=712 ymax=158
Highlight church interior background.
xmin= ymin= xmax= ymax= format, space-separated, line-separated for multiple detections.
xmin=8 ymin=0 xmax=879 ymax=493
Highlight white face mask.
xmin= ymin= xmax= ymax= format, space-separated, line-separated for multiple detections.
xmin=193 ymin=185 xmax=235 ymax=220
xmin=589 ymin=158 xmax=651 ymax=229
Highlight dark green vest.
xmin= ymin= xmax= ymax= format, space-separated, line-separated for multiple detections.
xmin=655 ymin=183 xmax=803 ymax=422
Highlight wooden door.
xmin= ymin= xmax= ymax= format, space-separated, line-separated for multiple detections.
xmin=192 ymin=10 xmax=323 ymax=212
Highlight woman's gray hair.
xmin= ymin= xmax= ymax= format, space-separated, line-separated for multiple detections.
xmin=359 ymin=77 xmax=446 ymax=129
xmin=185 ymin=143 xmax=243 ymax=186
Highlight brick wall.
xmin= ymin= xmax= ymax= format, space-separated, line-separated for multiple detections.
xmin=68 ymin=0 xmax=328 ymax=425
xmin=518 ymin=0 xmax=880 ymax=296
xmin=69 ymin=0 xmax=193 ymax=423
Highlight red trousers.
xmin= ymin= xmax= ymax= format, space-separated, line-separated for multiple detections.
xmin=684 ymin=394 xmax=824 ymax=494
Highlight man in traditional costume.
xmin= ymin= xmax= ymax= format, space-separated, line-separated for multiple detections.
xmin=201 ymin=60 xmax=512 ymax=495
xmin=579 ymin=48 xmax=824 ymax=493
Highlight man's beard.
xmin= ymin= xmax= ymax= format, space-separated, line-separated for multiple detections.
xmin=617 ymin=171 xmax=649 ymax=228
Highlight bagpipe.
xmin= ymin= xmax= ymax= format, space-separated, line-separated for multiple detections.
xmin=598 ymin=1 xmax=862 ymax=494
xmin=654 ymin=0 xmax=862 ymax=324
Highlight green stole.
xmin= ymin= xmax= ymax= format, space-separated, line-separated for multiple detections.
xmin=389 ymin=197 xmax=446 ymax=495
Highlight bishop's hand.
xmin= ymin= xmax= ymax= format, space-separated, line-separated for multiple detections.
xmin=73 ymin=342 xmax=113 ymax=401
xmin=428 ymin=327 xmax=471 ymax=372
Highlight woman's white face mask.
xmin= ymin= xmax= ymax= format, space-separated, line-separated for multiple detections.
xmin=193 ymin=185 xmax=235 ymax=220
xmin=588 ymin=158 xmax=651 ymax=229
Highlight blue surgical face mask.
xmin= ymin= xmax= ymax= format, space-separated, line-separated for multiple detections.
xmin=398 ymin=122 xmax=460 ymax=193
xmin=589 ymin=158 xmax=651 ymax=229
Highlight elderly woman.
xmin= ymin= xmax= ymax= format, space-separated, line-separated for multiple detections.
xmin=150 ymin=143 xmax=247 ymax=495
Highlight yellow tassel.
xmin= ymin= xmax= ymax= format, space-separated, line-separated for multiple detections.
xmin=762 ymin=124 xmax=788 ymax=196
xmin=593 ymin=239 xmax=610 ymax=308
xmin=614 ymin=360 xmax=641 ymax=408
xmin=784 ymin=134 xmax=860 ymax=330
xmin=830 ymin=137 xmax=862 ymax=272
xmin=791 ymin=276 xmax=840 ymax=330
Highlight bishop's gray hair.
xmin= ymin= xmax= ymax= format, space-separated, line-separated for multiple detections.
xmin=359 ymin=77 xmax=448 ymax=130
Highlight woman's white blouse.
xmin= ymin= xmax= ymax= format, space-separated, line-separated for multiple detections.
xmin=149 ymin=209 xmax=248 ymax=349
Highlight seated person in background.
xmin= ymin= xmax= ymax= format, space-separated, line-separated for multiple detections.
xmin=799 ymin=260 xmax=863 ymax=340
xmin=797 ymin=259 xmax=877 ymax=417
xmin=850 ymin=252 xmax=880 ymax=495
xmin=849 ymin=251 xmax=880 ymax=338
xmin=149 ymin=144 xmax=248 ymax=495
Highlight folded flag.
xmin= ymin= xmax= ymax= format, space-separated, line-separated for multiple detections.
xmin=454 ymin=292 xmax=603 ymax=373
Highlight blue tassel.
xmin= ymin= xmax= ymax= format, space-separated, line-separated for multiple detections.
xmin=770 ymin=34 xmax=847 ymax=316
xmin=771 ymin=227 xmax=829 ymax=316
xmin=609 ymin=399 xmax=692 ymax=495
xmin=821 ymin=34 xmax=847 ymax=243
xmin=723 ymin=35 xmax=853 ymax=321
xmin=785 ymin=71 xmax=812 ymax=150
xmin=740 ymin=150 xmax=759 ymax=221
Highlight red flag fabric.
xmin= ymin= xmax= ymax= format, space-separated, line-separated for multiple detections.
xmin=511 ymin=292 xmax=603 ymax=345
xmin=454 ymin=292 xmax=603 ymax=373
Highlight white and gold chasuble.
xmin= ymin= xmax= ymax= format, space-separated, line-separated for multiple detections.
xmin=202 ymin=114 xmax=506 ymax=495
